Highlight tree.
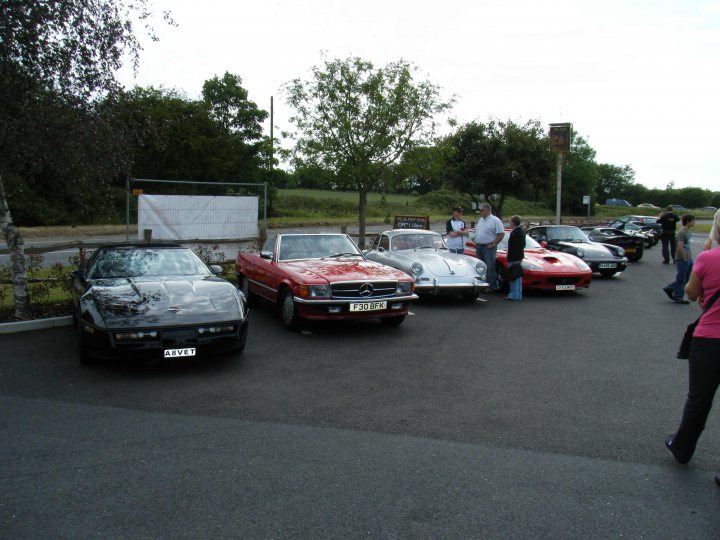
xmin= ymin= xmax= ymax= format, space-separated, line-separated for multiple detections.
xmin=0 ymin=0 xmax=170 ymax=317
xmin=202 ymin=72 xmax=268 ymax=140
xmin=284 ymin=56 xmax=452 ymax=246
xmin=595 ymin=163 xmax=636 ymax=203
xmin=121 ymin=83 xmax=268 ymax=183
xmin=444 ymin=119 xmax=553 ymax=217
xmin=553 ymin=134 xmax=598 ymax=215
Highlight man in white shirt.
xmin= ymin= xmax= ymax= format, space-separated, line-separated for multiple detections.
xmin=473 ymin=203 xmax=505 ymax=291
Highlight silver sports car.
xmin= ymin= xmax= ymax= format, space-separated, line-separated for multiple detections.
xmin=364 ymin=229 xmax=488 ymax=300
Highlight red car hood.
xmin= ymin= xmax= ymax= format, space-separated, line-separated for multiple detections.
xmin=280 ymin=258 xmax=411 ymax=283
xmin=499 ymin=248 xmax=587 ymax=271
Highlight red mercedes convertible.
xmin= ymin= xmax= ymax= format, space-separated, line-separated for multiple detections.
xmin=236 ymin=233 xmax=418 ymax=329
xmin=465 ymin=231 xmax=592 ymax=292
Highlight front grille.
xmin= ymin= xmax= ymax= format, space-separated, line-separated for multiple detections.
xmin=162 ymin=328 xmax=197 ymax=347
xmin=331 ymin=281 xmax=397 ymax=299
xmin=548 ymin=276 xmax=582 ymax=286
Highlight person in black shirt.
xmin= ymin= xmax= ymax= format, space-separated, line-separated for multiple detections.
xmin=505 ymin=215 xmax=525 ymax=301
xmin=657 ymin=206 xmax=680 ymax=263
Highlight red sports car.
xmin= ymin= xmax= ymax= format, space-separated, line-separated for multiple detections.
xmin=236 ymin=233 xmax=418 ymax=329
xmin=464 ymin=231 xmax=592 ymax=292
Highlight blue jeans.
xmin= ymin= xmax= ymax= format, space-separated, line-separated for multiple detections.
xmin=448 ymin=247 xmax=464 ymax=254
xmin=508 ymin=262 xmax=522 ymax=300
xmin=476 ymin=246 xmax=497 ymax=289
xmin=666 ymin=258 xmax=693 ymax=300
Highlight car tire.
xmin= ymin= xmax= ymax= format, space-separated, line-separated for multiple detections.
xmin=380 ymin=315 xmax=405 ymax=326
xmin=237 ymin=273 xmax=254 ymax=306
xmin=495 ymin=264 xmax=510 ymax=293
xmin=629 ymin=253 xmax=643 ymax=262
xmin=280 ymin=289 xmax=300 ymax=330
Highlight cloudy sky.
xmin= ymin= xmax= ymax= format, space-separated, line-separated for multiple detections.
xmin=118 ymin=0 xmax=720 ymax=190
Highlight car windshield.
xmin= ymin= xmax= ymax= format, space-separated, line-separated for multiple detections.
xmin=89 ymin=248 xmax=211 ymax=278
xmin=497 ymin=234 xmax=542 ymax=250
xmin=546 ymin=227 xmax=588 ymax=242
xmin=391 ymin=233 xmax=446 ymax=251
xmin=278 ymin=234 xmax=361 ymax=260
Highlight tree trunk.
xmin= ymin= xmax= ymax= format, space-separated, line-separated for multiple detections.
xmin=0 ymin=175 xmax=30 ymax=317
xmin=357 ymin=185 xmax=367 ymax=249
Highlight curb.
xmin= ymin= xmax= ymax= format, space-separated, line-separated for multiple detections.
xmin=0 ymin=316 xmax=73 ymax=335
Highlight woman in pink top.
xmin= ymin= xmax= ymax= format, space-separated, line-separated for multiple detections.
xmin=665 ymin=210 xmax=720 ymax=487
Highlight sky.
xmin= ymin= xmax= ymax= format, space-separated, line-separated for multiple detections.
xmin=117 ymin=0 xmax=720 ymax=191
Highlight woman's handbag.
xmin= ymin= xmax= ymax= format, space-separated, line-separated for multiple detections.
xmin=677 ymin=290 xmax=720 ymax=359
xmin=507 ymin=263 xmax=524 ymax=281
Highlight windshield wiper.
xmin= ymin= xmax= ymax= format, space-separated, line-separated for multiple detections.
xmin=323 ymin=252 xmax=362 ymax=259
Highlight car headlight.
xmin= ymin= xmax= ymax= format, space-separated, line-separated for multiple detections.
xmin=574 ymin=259 xmax=591 ymax=271
xmin=474 ymin=261 xmax=487 ymax=277
xmin=298 ymin=284 xmax=330 ymax=298
xmin=396 ymin=282 xmax=413 ymax=295
xmin=522 ymin=260 xmax=543 ymax=271
xmin=411 ymin=262 xmax=423 ymax=276
xmin=198 ymin=325 xmax=235 ymax=335
xmin=616 ymin=247 xmax=625 ymax=257
xmin=114 ymin=330 xmax=158 ymax=341
xmin=575 ymin=248 xmax=585 ymax=258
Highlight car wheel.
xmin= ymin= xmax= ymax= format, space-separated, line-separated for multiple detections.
xmin=629 ymin=253 xmax=643 ymax=262
xmin=237 ymin=273 xmax=254 ymax=306
xmin=380 ymin=315 xmax=405 ymax=326
xmin=495 ymin=264 xmax=509 ymax=293
xmin=644 ymin=239 xmax=652 ymax=249
xmin=599 ymin=269 xmax=618 ymax=278
xmin=280 ymin=289 xmax=300 ymax=330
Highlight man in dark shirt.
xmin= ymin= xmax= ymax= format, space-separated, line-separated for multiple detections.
xmin=657 ymin=206 xmax=680 ymax=263
xmin=505 ymin=215 xmax=525 ymax=301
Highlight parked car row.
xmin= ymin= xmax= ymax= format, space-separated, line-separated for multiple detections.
xmin=70 ymin=221 xmax=649 ymax=365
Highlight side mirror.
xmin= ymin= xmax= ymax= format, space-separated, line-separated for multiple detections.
xmin=210 ymin=264 xmax=223 ymax=275
xmin=541 ymin=241 xmax=548 ymax=248
xmin=70 ymin=269 xmax=85 ymax=280
xmin=260 ymin=251 xmax=273 ymax=260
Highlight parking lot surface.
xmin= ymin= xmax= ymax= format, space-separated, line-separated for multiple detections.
xmin=2 ymin=250 xmax=719 ymax=537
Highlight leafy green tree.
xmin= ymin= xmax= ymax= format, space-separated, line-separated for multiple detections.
xmin=201 ymin=72 xmax=268 ymax=140
xmin=0 ymin=0 xmax=170 ymax=316
xmin=121 ymin=80 xmax=268 ymax=183
xmin=284 ymin=56 xmax=452 ymax=246
xmin=444 ymin=119 xmax=553 ymax=217
xmin=595 ymin=164 xmax=636 ymax=203
xmin=553 ymin=134 xmax=598 ymax=215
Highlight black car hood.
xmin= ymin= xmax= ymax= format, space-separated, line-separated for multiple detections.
xmin=549 ymin=240 xmax=621 ymax=259
xmin=84 ymin=275 xmax=242 ymax=328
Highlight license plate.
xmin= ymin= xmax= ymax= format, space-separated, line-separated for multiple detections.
xmin=164 ymin=348 xmax=196 ymax=358
xmin=598 ymin=263 xmax=616 ymax=269
xmin=624 ymin=248 xmax=636 ymax=252
xmin=556 ymin=284 xmax=575 ymax=291
xmin=349 ymin=301 xmax=387 ymax=312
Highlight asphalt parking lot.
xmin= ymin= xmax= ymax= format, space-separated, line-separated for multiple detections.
xmin=2 ymin=244 xmax=719 ymax=537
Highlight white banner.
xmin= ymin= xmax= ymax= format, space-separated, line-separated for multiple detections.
xmin=138 ymin=195 xmax=258 ymax=240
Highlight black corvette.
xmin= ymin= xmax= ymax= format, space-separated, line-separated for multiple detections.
xmin=71 ymin=245 xmax=249 ymax=364
xmin=526 ymin=225 xmax=629 ymax=277
xmin=581 ymin=227 xmax=645 ymax=262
